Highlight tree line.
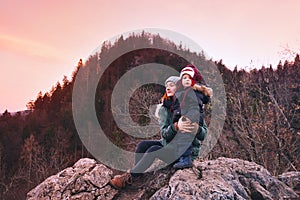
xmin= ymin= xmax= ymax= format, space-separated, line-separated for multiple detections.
xmin=0 ymin=32 xmax=299 ymax=199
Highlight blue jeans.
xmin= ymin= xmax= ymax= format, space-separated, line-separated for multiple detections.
xmin=181 ymin=145 xmax=192 ymax=157
xmin=131 ymin=140 xmax=174 ymax=175
xmin=174 ymin=132 xmax=194 ymax=158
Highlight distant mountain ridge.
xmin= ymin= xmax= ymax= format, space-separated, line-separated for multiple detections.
xmin=0 ymin=110 xmax=32 ymax=117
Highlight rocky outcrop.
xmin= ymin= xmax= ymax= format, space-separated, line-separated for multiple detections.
xmin=150 ymin=157 xmax=299 ymax=200
xmin=27 ymin=157 xmax=299 ymax=200
xmin=26 ymin=158 xmax=118 ymax=200
xmin=278 ymin=171 xmax=300 ymax=196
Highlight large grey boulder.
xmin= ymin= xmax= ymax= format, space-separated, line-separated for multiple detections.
xmin=26 ymin=158 xmax=118 ymax=200
xmin=150 ymin=157 xmax=298 ymax=200
xmin=27 ymin=157 xmax=299 ymax=200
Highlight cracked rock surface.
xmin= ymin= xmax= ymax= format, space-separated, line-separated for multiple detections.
xmin=26 ymin=158 xmax=117 ymax=200
xmin=150 ymin=157 xmax=299 ymax=200
xmin=27 ymin=157 xmax=299 ymax=200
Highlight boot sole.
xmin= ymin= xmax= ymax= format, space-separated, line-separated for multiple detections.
xmin=173 ymin=164 xmax=193 ymax=169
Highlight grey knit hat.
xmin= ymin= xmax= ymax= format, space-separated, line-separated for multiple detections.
xmin=165 ymin=76 xmax=180 ymax=85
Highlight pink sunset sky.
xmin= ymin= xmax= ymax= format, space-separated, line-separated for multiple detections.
xmin=1 ymin=0 xmax=300 ymax=112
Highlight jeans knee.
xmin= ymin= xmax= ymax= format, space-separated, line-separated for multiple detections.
xmin=146 ymin=145 xmax=162 ymax=153
xmin=136 ymin=141 xmax=151 ymax=153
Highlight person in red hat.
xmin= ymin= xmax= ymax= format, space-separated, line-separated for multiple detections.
xmin=171 ymin=65 xmax=213 ymax=169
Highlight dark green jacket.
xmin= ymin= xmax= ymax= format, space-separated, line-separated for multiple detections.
xmin=158 ymin=105 xmax=207 ymax=160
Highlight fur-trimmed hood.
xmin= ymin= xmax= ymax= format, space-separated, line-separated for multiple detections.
xmin=193 ymin=84 xmax=213 ymax=97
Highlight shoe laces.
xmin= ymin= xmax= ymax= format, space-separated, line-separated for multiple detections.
xmin=122 ymin=172 xmax=132 ymax=185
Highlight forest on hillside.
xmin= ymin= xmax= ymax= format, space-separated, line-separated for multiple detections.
xmin=0 ymin=32 xmax=299 ymax=199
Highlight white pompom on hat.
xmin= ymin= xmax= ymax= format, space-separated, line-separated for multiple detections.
xmin=180 ymin=66 xmax=195 ymax=79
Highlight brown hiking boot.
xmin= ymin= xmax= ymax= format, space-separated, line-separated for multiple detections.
xmin=110 ymin=172 xmax=132 ymax=189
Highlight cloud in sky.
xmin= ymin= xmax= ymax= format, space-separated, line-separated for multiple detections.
xmin=0 ymin=34 xmax=65 ymax=62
